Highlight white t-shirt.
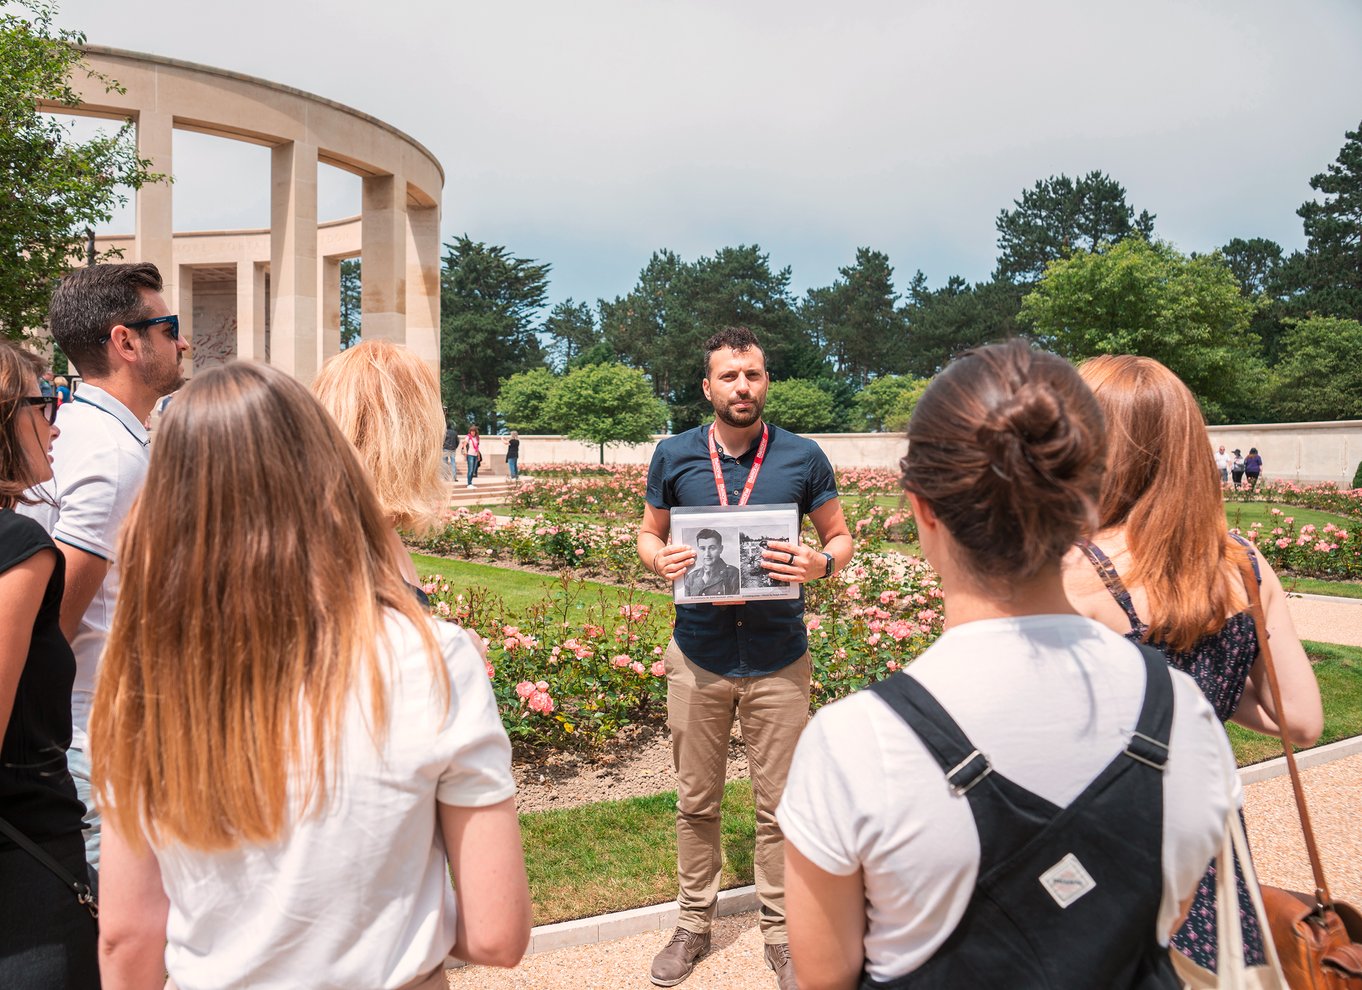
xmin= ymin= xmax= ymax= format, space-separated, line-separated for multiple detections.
xmin=16 ymin=383 xmax=150 ymax=750
xmin=150 ymin=616 xmax=515 ymax=990
xmin=777 ymin=615 xmax=1237 ymax=985
xmin=1214 ymin=450 xmax=1233 ymax=472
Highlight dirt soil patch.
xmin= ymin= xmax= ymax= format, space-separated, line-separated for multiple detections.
xmin=511 ymin=720 xmax=749 ymax=814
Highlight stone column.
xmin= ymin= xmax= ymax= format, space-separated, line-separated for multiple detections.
xmin=270 ymin=141 xmax=319 ymax=382
xmin=178 ymin=266 xmax=195 ymax=379
xmin=319 ymin=256 xmax=342 ymax=366
xmin=136 ymin=111 xmax=176 ymax=309
xmin=235 ymin=260 xmax=267 ymax=362
xmin=405 ymin=203 xmax=441 ymax=376
xmin=361 ymin=174 xmax=406 ymax=342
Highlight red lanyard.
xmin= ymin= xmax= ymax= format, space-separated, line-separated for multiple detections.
xmin=708 ymin=423 xmax=769 ymax=506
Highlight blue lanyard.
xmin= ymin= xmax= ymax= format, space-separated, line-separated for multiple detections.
xmin=73 ymin=396 xmax=149 ymax=448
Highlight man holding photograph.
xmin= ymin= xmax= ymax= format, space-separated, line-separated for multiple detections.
xmin=638 ymin=326 xmax=853 ymax=990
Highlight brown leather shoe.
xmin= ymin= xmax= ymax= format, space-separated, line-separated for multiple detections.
xmin=650 ymin=927 xmax=711 ymax=987
xmin=765 ymin=942 xmax=798 ymax=990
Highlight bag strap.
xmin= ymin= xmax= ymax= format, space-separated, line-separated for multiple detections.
xmin=0 ymin=813 xmax=98 ymax=919
xmin=1232 ymin=550 xmax=1334 ymax=911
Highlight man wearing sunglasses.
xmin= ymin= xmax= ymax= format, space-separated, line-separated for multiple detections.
xmin=18 ymin=262 xmax=187 ymax=888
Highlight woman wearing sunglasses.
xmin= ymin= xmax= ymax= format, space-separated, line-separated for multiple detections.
xmin=0 ymin=341 xmax=99 ymax=987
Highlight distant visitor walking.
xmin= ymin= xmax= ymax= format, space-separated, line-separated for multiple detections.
xmin=506 ymin=431 xmax=521 ymax=480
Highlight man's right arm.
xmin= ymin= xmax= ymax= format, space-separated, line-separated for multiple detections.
xmin=57 ymin=543 xmax=109 ymax=642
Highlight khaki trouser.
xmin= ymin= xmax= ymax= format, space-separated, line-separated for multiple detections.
xmin=665 ymin=638 xmax=811 ymax=944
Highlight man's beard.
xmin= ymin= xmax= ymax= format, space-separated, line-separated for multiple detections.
xmin=714 ymin=394 xmax=763 ymax=428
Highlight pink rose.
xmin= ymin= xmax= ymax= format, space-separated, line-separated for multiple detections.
xmin=528 ymin=690 xmax=555 ymax=714
xmin=515 ymin=681 xmax=535 ymax=699
xmin=651 ymin=660 xmax=666 ymax=677
xmin=806 ymin=616 xmax=822 ymax=631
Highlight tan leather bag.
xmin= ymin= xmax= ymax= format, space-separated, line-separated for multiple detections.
xmin=1236 ymin=552 xmax=1362 ymax=989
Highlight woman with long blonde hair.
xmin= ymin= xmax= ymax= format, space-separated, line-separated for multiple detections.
xmin=1062 ymin=353 xmax=1322 ymax=976
xmin=312 ymin=339 xmax=449 ymax=586
xmin=92 ymin=362 xmax=529 ymax=990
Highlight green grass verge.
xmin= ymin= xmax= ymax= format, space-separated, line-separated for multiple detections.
xmin=1225 ymin=502 xmax=1354 ymax=533
xmin=521 ymin=779 xmax=755 ymax=926
xmin=1279 ymin=575 xmax=1362 ymax=600
xmin=1227 ymin=640 xmax=1362 ymax=765
xmin=410 ymin=553 xmax=672 ymax=613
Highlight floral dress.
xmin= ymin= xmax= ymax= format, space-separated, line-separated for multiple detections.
xmin=1079 ymin=535 xmax=1266 ymax=971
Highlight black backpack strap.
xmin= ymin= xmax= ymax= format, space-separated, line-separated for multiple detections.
xmin=868 ymin=674 xmax=992 ymax=795
xmin=1125 ymin=644 xmax=1174 ymax=770
xmin=0 ymin=814 xmax=98 ymax=919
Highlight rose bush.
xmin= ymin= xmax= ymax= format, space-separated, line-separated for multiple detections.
xmin=1230 ymin=513 xmax=1362 ymax=580
xmin=1223 ymin=481 xmax=1362 ymax=523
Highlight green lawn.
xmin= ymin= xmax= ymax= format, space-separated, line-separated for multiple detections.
xmin=1227 ymin=640 xmax=1362 ymax=765
xmin=1225 ymin=502 xmax=1353 ymax=533
xmin=1279 ymin=575 xmax=1362 ymax=600
xmin=410 ymin=553 xmax=672 ymax=613
xmin=521 ymin=780 xmax=754 ymax=925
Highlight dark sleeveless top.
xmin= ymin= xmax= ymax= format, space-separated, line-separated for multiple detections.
xmin=1080 ymin=533 xmax=1265 ymax=971
xmin=0 ymin=509 xmax=84 ymax=848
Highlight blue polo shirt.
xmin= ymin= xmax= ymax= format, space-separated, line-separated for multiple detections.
xmin=646 ymin=422 xmax=839 ymax=677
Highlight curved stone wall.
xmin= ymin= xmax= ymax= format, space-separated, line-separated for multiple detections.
xmin=39 ymin=47 xmax=443 ymax=382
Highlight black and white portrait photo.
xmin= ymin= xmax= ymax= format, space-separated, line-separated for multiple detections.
xmin=671 ymin=504 xmax=800 ymax=604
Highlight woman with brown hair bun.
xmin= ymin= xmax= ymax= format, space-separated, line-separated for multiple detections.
xmin=91 ymin=362 xmax=529 ymax=990
xmin=0 ymin=341 xmax=98 ymax=988
xmin=779 ymin=340 xmax=1237 ymax=989
xmin=1062 ymin=354 xmax=1321 ymax=977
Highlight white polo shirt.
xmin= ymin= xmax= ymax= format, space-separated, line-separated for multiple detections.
xmin=18 ymin=383 xmax=150 ymax=750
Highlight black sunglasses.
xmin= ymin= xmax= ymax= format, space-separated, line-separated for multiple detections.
xmin=99 ymin=314 xmax=180 ymax=344
xmin=23 ymin=395 xmax=59 ymax=425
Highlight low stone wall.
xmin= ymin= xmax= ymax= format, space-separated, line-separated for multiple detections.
xmin=482 ymin=421 xmax=1362 ymax=488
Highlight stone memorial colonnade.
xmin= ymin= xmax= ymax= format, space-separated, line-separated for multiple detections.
xmin=40 ymin=46 xmax=444 ymax=382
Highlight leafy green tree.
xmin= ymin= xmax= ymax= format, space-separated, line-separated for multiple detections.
xmin=800 ymin=248 xmax=907 ymax=387
xmin=764 ymin=379 xmax=837 ymax=433
xmin=1020 ymin=238 xmax=1262 ymax=422
xmin=1218 ymin=238 xmax=1288 ymax=364
xmin=600 ymin=245 xmax=821 ymax=431
xmin=854 ymin=374 xmax=930 ymax=432
xmin=995 ymin=171 xmax=1155 ymax=285
xmin=903 ymin=273 xmax=1022 ymax=377
xmin=542 ymin=298 xmax=600 ymax=371
xmin=1 ymin=0 xmax=164 ymax=339
xmin=496 ymin=367 xmax=559 ymax=432
xmin=1220 ymin=237 xmax=1284 ymax=297
xmin=1279 ymin=122 xmax=1362 ymax=322
xmin=439 ymin=235 xmax=549 ymax=431
xmin=1268 ymin=316 xmax=1362 ymax=422
xmin=338 ymin=258 xmax=361 ymax=349
xmin=541 ymin=362 xmax=668 ymax=463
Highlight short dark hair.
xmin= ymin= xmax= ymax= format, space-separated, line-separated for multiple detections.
xmin=48 ymin=263 xmax=163 ymax=377
xmin=695 ymin=528 xmax=723 ymax=545
xmin=703 ymin=326 xmax=766 ymax=378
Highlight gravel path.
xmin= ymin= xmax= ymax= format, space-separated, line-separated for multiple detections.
xmin=1286 ymin=594 xmax=1362 ymax=648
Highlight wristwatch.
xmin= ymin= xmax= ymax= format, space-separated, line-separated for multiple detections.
xmin=820 ymin=551 xmax=834 ymax=579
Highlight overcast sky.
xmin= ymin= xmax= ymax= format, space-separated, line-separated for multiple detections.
xmin=53 ymin=0 xmax=1362 ymax=312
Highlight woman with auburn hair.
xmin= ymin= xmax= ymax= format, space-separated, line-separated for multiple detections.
xmin=312 ymin=339 xmax=448 ymax=586
xmin=92 ymin=363 xmax=530 ymax=990
xmin=0 ymin=342 xmax=98 ymax=987
xmin=1062 ymin=353 xmax=1321 ymax=977
xmin=780 ymin=340 xmax=1237 ymax=989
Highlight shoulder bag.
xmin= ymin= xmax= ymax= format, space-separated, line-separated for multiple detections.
xmin=0 ymin=814 xmax=98 ymax=919
xmin=1235 ymin=551 xmax=1362 ymax=988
